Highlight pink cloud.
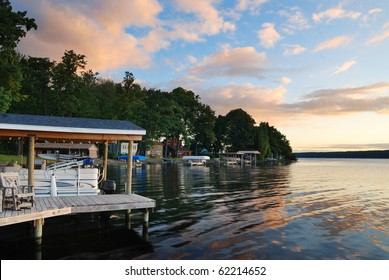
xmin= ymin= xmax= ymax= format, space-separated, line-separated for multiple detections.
xmin=190 ymin=47 xmax=267 ymax=79
xmin=314 ymin=35 xmax=353 ymax=52
xmin=258 ymin=23 xmax=282 ymax=48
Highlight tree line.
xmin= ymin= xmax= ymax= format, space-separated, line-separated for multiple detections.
xmin=0 ymin=0 xmax=296 ymax=160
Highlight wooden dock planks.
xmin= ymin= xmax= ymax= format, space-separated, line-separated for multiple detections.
xmin=0 ymin=194 xmax=155 ymax=227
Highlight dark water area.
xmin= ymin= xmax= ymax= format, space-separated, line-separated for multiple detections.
xmin=1 ymin=158 xmax=388 ymax=260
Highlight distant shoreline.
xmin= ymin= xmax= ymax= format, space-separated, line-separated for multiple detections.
xmin=295 ymin=150 xmax=389 ymax=159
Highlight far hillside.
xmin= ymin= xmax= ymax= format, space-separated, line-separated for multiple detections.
xmin=296 ymin=150 xmax=389 ymax=159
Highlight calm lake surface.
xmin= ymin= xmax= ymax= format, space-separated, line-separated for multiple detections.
xmin=1 ymin=158 xmax=388 ymax=260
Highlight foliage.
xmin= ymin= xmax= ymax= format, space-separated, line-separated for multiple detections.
xmin=0 ymin=0 xmax=37 ymax=112
xmin=224 ymin=108 xmax=256 ymax=151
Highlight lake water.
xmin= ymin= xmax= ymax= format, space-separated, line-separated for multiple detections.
xmin=1 ymin=158 xmax=388 ymax=260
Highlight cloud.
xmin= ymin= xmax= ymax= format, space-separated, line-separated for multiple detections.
xmin=365 ymin=22 xmax=389 ymax=45
xmin=189 ymin=47 xmax=267 ymax=79
xmin=313 ymin=5 xmax=361 ymax=23
xmin=187 ymin=55 xmax=198 ymax=64
xmin=281 ymin=77 xmax=292 ymax=85
xmin=201 ymin=83 xmax=287 ymax=122
xmin=16 ymin=0 xmax=161 ymax=71
xmin=279 ymin=7 xmax=310 ymax=34
xmin=314 ymin=35 xmax=353 ymax=52
xmin=283 ymin=44 xmax=307 ymax=56
xmin=368 ymin=8 xmax=384 ymax=15
xmin=14 ymin=0 xmax=235 ymax=72
xmin=258 ymin=23 xmax=282 ymax=48
xmin=332 ymin=60 xmax=357 ymax=75
xmin=236 ymin=0 xmax=267 ymax=14
xmin=172 ymin=0 xmax=235 ymax=36
xmin=290 ymin=82 xmax=389 ymax=115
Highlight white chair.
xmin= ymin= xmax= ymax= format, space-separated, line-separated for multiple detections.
xmin=0 ymin=172 xmax=35 ymax=211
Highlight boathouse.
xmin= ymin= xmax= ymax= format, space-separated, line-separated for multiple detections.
xmin=0 ymin=113 xmax=155 ymax=244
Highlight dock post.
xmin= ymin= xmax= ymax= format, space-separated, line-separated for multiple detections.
xmin=126 ymin=140 xmax=134 ymax=195
xmin=143 ymin=208 xmax=150 ymax=223
xmin=125 ymin=208 xmax=132 ymax=230
xmin=33 ymin=218 xmax=44 ymax=245
xmin=103 ymin=140 xmax=108 ymax=181
xmin=142 ymin=209 xmax=150 ymax=241
xmin=125 ymin=140 xmax=134 ymax=228
xmin=28 ymin=135 xmax=35 ymax=192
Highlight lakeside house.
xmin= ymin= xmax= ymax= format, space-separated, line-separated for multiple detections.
xmin=146 ymin=141 xmax=163 ymax=158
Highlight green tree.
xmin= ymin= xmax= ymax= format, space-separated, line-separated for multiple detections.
xmin=170 ymin=87 xmax=200 ymax=147
xmin=51 ymin=50 xmax=86 ymax=116
xmin=0 ymin=0 xmax=37 ymax=112
xmin=10 ymin=56 xmax=54 ymax=115
xmin=140 ymin=89 xmax=184 ymax=155
xmin=255 ymin=122 xmax=271 ymax=160
xmin=224 ymin=108 xmax=256 ymax=151
xmin=192 ymin=103 xmax=216 ymax=153
xmin=213 ymin=115 xmax=227 ymax=154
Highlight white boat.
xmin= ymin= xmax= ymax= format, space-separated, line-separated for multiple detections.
xmin=38 ymin=153 xmax=82 ymax=161
xmin=183 ymin=156 xmax=210 ymax=166
xmin=18 ymin=167 xmax=101 ymax=197
xmin=223 ymin=157 xmax=239 ymax=165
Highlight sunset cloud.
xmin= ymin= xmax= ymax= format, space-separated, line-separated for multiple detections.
xmin=190 ymin=47 xmax=267 ymax=79
xmin=201 ymin=83 xmax=287 ymax=122
xmin=173 ymin=0 xmax=236 ymax=35
xmin=281 ymin=77 xmax=292 ymax=84
xmin=314 ymin=35 xmax=353 ymax=52
xmin=365 ymin=22 xmax=389 ymax=45
xmin=283 ymin=44 xmax=307 ymax=56
xmin=279 ymin=7 xmax=310 ymax=34
xmin=236 ymin=0 xmax=267 ymax=14
xmin=258 ymin=23 xmax=282 ymax=48
xmin=291 ymin=83 xmax=389 ymax=115
xmin=313 ymin=5 xmax=361 ymax=23
xmin=14 ymin=0 xmax=235 ymax=72
xmin=332 ymin=60 xmax=357 ymax=75
xmin=17 ymin=1 xmax=152 ymax=70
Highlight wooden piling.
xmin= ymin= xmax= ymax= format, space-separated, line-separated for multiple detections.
xmin=34 ymin=218 xmax=44 ymax=245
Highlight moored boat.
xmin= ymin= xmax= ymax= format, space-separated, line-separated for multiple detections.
xmin=183 ymin=156 xmax=210 ymax=166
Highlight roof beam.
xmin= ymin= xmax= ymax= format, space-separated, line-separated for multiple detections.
xmin=0 ymin=129 xmax=143 ymax=142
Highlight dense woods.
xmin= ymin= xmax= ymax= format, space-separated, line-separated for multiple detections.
xmin=0 ymin=1 xmax=296 ymax=160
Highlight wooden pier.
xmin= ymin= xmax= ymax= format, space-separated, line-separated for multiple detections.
xmin=0 ymin=194 xmax=156 ymax=244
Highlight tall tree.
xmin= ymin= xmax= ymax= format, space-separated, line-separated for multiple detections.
xmin=255 ymin=122 xmax=271 ymax=160
xmin=192 ymin=103 xmax=216 ymax=153
xmin=213 ymin=115 xmax=227 ymax=154
xmin=51 ymin=50 xmax=86 ymax=116
xmin=224 ymin=108 xmax=256 ymax=151
xmin=170 ymin=87 xmax=200 ymax=145
xmin=0 ymin=0 xmax=37 ymax=112
xmin=10 ymin=56 xmax=54 ymax=115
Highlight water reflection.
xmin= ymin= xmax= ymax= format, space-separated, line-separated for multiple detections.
xmin=1 ymin=159 xmax=388 ymax=259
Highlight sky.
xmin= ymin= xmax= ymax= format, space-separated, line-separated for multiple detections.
xmin=10 ymin=0 xmax=389 ymax=152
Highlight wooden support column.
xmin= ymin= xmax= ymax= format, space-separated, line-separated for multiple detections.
xmin=142 ymin=208 xmax=150 ymax=241
xmin=28 ymin=135 xmax=35 ymax=191
xmin=103 ymin=140 xmax=108 ymax=181
xmin=34 ymin=218 xmax=44 ymax=245
xmin=126 ymin=140 xmax=134 ymax=195
xmin=125 ymin=140 xmax=134 ymax=228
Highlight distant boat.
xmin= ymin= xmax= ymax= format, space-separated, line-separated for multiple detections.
xmin=223 ymin=157 xmax=239 ymax=165
xmin=183 ymin=156 xmax=210 ymax=166
xmin=118 ymin=155 xmax=147 ymax=161
xmin=38 ymin=153 xmax=82 ymax=161
xmin=162 ymin=158 xmax=175 ymax=164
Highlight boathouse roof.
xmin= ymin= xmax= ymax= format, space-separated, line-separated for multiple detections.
xmin=0 ymin=113 xmax=146 ymax=142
